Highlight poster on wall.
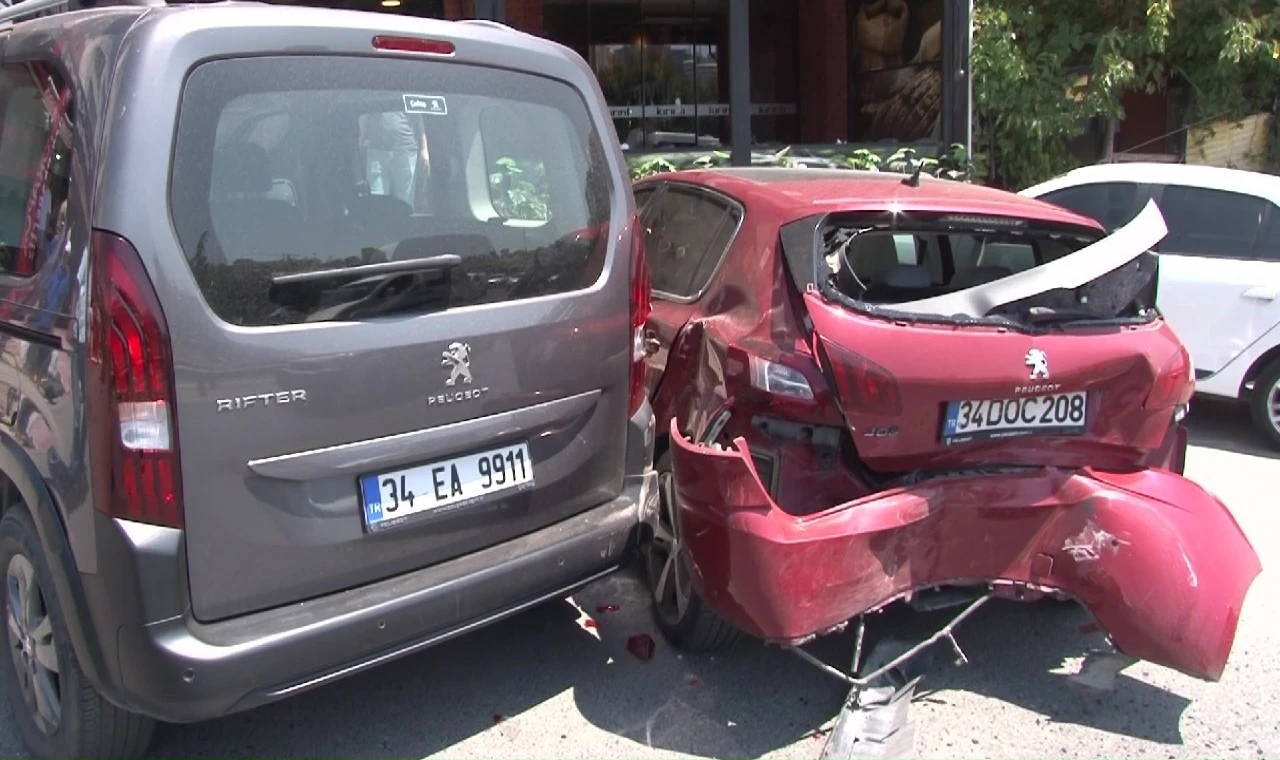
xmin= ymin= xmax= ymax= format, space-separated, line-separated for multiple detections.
xmin=850 ymin=0 xmax=944 ymax=143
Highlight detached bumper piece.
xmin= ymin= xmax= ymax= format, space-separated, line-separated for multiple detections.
xmin=668 ymin=420 xmax=1260 ymax=682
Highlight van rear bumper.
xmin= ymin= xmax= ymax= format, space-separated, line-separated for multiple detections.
xmin=104 ymin=472 xmax=653 ymax=723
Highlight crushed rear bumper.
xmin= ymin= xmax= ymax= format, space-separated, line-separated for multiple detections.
xmin=669 ymin=421 xmax=1259 ymax=682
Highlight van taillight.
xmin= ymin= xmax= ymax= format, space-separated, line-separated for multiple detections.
xmin=818 ymin=338 xmax=902 ymax=416
xmin=86 ymin=231 xmax=184 ymax=529
xmin=629 ymin=213 xmax=652 ymax=417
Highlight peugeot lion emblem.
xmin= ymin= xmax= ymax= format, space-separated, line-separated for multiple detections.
xmin=442 ymin=341 xmax=473 ymax=387
xmin=1025 ymin=348 xmax=1049 ymax=381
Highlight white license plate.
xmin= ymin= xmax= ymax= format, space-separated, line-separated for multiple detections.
xmin=942 ymin=392 xmax=1089 ymax=444
xmin=358 ymin=442 xmax=534 ymax=532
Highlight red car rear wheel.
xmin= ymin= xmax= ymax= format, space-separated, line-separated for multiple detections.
xmin=644 ymin=452 xmax=743 ymax=653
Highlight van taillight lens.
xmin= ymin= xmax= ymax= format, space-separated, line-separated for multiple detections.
xmin=87 ymin=231 xmax=184 ymax=529
xmin=1145 ymin=345 xmax=1193 ymax=411
xmin=629 ymin=213 xmax=652 ymax=417
xmin=818 ymin=338 xmax=901 ymax=416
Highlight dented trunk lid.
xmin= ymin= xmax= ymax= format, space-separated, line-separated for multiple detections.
xmin=783 ymin=200 xmax=1193 ymax=473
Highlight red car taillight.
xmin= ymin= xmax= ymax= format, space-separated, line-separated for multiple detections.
xmin=817 ymin=337 xmax=902 ymax=416
xmin=1145 ymin=345 xmax=1193 ymax=410
xmin=86 ymin=231 xmax=184 ymax=529
xmin=629 ymin=213 xmax=652 ymax=417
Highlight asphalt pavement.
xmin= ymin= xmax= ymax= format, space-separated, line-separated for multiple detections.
xmin=0 ymin=398 xmax=1275 ymax=759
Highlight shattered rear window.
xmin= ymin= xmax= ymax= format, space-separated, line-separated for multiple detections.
xmin=822 ymin=227 xmax=1098 ymax=304
xmin=815 ymin=216 xmax=1160 ymax=328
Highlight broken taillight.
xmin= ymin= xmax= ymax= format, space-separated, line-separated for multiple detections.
xmin=748 ymin=356 xmax=814 ymax=400
xmin=86 ymin=231 xmax=185 ymax=529
xmin=819 ymin=338 xmax=902 ymax=416
xmin=1144 ymin=344 xmax=1192 ymax=411
xmin=629 ymin=213 xmax=652 ymax=417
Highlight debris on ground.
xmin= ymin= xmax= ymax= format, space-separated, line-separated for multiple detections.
xmin=1067 ymin=649 xmax=1137 ymax=692
xmin=820 ymin=677 xmax=919 ymax=760
xmin=596 ymin=604 xmax=621 ymax=614
xmin=566 ymin=596 xmax=601 ymax=640
xmin=627 ymin=633 xmax=656 ymax=662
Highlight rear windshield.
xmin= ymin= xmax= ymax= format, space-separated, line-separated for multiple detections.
xmin=822 ymin=227 xmax=1099 ymax=303
xmin=170 ymin=56 xmax=613 ymax=327
xmin=809 ymin=217 xmax=1158 ymax=327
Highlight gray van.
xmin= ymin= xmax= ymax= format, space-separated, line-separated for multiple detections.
xmin=0 ymin=0 xmax=656 ymax=755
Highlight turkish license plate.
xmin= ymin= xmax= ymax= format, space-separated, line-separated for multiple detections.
xmin=358 ymin=441 xmax=534 ymax=532
xmin=942 ymin=392 xmax=1088 ymax=444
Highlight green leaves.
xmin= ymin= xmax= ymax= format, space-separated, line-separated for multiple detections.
xmin=624 ymin=143 xmax=976 ymax=183
xmin=975 ymin=0 xmax=1279 ymax=189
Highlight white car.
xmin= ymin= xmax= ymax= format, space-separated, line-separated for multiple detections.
xmin=1022 ymin=162 xmax=1280 ymax=448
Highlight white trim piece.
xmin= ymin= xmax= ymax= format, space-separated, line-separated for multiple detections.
xmin=891 ymin=200 xmax=1168 ymax=319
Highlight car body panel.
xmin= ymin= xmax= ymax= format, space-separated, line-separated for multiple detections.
xmin=803 ymin=289 xmax=1192 ymax=472
xmin=668 ymin=421 xmax=1260 ymax=682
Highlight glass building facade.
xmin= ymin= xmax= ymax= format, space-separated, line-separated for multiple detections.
xmin=317 ymin=0 xmax=973 ymax=158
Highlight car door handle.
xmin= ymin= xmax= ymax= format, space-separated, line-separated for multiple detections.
xmin=1243 ymin=286 xmax=1278 ymax=301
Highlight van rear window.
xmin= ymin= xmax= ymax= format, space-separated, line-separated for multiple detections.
xmin=170 ymin=56 xmax=612 ymax=327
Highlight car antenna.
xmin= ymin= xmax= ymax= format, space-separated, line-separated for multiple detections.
xmin=902 ymin=159 xmax=924 ymax=188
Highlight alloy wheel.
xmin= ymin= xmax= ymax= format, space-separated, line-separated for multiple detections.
xmin=645 ymin=470 xmax=693 ymax=625
xmin=1268 ymin=377 xmax=1280 ymax=435
xmin=6 ymin=553 xmax=60 ymax=736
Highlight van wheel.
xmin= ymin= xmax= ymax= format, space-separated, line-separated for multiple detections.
xmin=1249 ymin=360 xmax=1280 ymax=450
xmin=643 ymin=453 xmax=743 ymax=653
xmin=0 ymin=508 xmax=155 ymax=759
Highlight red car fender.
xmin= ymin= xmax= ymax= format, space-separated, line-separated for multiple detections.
xmin=668 ymin=419 xmax=1261 ymax=682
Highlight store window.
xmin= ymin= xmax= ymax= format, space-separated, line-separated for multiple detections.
xmin=848 ymin=0 xmax=944 ymax=143
xmin=543 ymin=0 xmax=799 ymax=151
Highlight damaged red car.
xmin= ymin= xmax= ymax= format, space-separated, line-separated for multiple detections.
xmin=636 ymin=167 xmax=1260 ymax=685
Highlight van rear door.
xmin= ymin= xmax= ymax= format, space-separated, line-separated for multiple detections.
xmin=150 ymin=46 xmax=630 ymax=622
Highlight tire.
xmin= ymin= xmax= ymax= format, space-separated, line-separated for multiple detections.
xmin=0 ymin=508 xmax=155 ymax=759
xmin=643 ymin=452 xmax=743 ymax=653
xmin=1249 ymin=359 xmax=1280 ymax=451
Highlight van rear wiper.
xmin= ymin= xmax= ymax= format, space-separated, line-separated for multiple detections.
xmin=270 ymin=255 xmax=462 ymax=286
xmin=269 ymin=255 xmax=464 ymax=321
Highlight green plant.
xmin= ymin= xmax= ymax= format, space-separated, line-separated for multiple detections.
xmin=625 ymin=142 xmax=979 ymax=184
xmin=843 ymin=149 xmax=882 ymax=171
xmin=972 ymin=0 xmax=1280 ymax=189
xmin=489 ymin=156 xmax=551 ymax=221
xmin=629 ymin=156 xmax=679 ymax=181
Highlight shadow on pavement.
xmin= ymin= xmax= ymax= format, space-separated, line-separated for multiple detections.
xmin=899 ymin=600 xmax=1190 ymax=745
xmin=1185 ymin=397 xmax=1278 ymax=459
xmin=135 ymin=561 xmax=840 ymax=759
xmin=0 ymin=572 xmax=1193 ymax=758
xmin=569 ymin=575 xmax=1192 ymax=755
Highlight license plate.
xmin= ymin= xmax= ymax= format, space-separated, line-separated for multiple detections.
xmin=358 ymin=441 xmax=534 ymax=532
xmin=942 ymin=392 xmax=1088 ymax=444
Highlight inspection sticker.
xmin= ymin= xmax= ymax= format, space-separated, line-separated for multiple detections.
xmin=404 ymin=94 xmax=448 ymax=115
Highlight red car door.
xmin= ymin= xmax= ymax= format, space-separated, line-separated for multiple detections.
xmin=639 ymin=182 xmax=743 ymax=408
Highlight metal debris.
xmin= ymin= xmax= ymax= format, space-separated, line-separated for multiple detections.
xmin=1067 ymin=649 xmax=1137 ymax=692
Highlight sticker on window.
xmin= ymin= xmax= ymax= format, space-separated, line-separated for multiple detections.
xmin=404 ymin=94 xmax=448 ymax=115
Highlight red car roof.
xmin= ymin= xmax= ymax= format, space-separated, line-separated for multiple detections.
xmin=638 ymin=168 xmax=1103 ymax=230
